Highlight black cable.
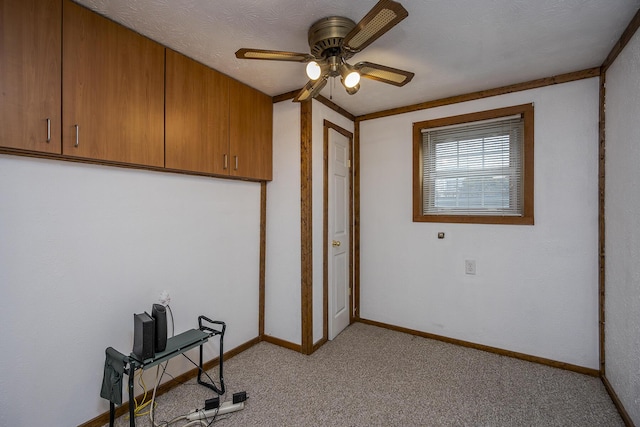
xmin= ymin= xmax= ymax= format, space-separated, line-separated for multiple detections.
xmin=181 ymin=352 xmax=222 ymax=393
xmin=206 ymin=405 xmax=220 ymax=426
xmin=160 ymin=370 xmax=204 ymax=388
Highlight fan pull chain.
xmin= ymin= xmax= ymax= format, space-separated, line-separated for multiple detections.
xmin=330 ymin=77 xmax=334 ymax=100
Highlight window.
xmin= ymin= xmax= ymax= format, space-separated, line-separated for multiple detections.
xmin=413 ymin=104 xmax=534 ymax=224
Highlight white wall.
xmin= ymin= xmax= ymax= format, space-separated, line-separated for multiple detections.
xmin=0 ymin=155 xmax=261 ymax=426
xmin=265 ymin=101 xmax=302 ymax=344
xmin=604 ymin=28 xmax=640 ymax=424
xmin=312 ymin=100 xmax=354 ymax=343
xmin=359 ymin=78 xmax=600 ymax=369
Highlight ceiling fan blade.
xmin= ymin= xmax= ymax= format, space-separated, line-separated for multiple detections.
xmin=235 ymin=48 xmax=313 ymax=62
xmin=293 ymin=77 xmax=328 ymax=102
xmin=342 ymin=0 xmax=408 ymax=53
xmin=355 ymin=61 xmax=414 ymax=86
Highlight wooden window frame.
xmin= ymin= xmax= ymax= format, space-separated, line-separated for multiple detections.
xmin=413 ymin=103 xmax=534 ymax=225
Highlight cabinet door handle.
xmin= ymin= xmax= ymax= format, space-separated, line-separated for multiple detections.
xmin=46 ymin=118 xmax=51 ymax=143
xmin=74 ymin=124 xmax=79 ymax=147
xmin=234 ymin=156 xmax=238 ymax=171
xmin=223 ymin=154 xmax=228 ymax=170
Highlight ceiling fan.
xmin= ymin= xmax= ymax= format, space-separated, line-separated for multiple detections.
xmin=235 ymin=0 xmax=414 ymax=102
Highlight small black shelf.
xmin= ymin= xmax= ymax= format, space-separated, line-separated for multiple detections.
xmin=129 ymin=328 xmax=211 ymax=370
xmin=104 ymin=316 xmax=225 ymax=427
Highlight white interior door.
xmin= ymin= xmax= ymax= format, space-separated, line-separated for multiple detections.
xmin=328 ymin=127 xmax=351 ymax=340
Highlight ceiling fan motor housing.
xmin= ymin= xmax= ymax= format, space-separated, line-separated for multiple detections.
xmin=308 ymin=16 xmax=356 ymax=60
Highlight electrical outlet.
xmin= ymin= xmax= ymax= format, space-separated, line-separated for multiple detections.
xmin=465 ymin=260 xmax=476 ymax=275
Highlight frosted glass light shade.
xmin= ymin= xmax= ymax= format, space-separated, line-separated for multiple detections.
xmin=340 ymin=63 xmax=361 ymax=88
xmin=343 ymin=70 xmax=361 ymax=88
xmin=306 ymin=61 xmax=322 ymax=80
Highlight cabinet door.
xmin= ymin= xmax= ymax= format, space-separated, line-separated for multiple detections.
xmin=0 ymin=0 xmax=61 ymax=153
xmin=229 ymin=80 xmax=273 ymax=181
xmin=166 ymin=49 xmax=230 ymax=175
xmin=62 ymin=0 xmax=164 ymax=167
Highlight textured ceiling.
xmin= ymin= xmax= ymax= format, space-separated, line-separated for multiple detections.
xmin=74 ymin=0 xmax=640 ymax=116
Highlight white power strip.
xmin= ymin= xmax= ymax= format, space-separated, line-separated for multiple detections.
xmin=186 ymin=401 xmax=245 ymax=421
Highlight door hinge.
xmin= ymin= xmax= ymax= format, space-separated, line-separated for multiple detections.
xmin=348 ymin=159 xmax=351 ymax=168
xmin=348 ymin=287 xmax=352 ymax=296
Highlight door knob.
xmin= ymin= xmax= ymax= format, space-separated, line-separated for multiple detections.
xmin=332 ymin=240 xmax=341 ymax=247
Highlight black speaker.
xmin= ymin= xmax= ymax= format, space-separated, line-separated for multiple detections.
xmin=152 ymin=304 xmax=167 ymax=353
xmin=132 ymin=312 xmax=155 ymax=360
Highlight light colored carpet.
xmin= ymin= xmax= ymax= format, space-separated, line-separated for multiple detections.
xmin=104 ymin=322 xmax=623 ymax=426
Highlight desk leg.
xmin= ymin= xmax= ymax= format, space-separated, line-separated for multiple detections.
xmin=129 ymin=370 xmax=136 ymax=427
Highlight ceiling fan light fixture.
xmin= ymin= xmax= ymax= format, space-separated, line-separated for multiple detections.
xmin=235 ymin=1 xmax=413 ymax=102
xmin=340 ymin=63 xmax=361 ymax=88
xmin=306 ymin=61 xmax=322 ymax=80
xmin=345 ymin=82 xmax=360 ymax=95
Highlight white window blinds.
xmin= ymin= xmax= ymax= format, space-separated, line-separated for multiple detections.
xmin=422 ymin=115 xmax=524 ymax=216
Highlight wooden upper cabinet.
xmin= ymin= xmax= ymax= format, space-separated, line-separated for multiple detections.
xmin=167 ymin=52 xmax=273 ymax=181
xmin=62 ymin=0 xmax=164 ymax=167
xmin=165 ymin=49 xmax=230 ymax=175
xmin=1 ymin=0 xmax=272 ymax=181
xmin=230 ymin=80 xmax=273 ymax=181
xmin=0 ymin=0 xmax=62 ymax=153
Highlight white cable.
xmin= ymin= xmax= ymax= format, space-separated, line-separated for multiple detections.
xmin=148 ymin=364 xmax=163 ymax=427
xmin=147 ymin=362 xmax=209 ymax=427
xmin=167 ymin=304 xmax=175 ymax=337
xmin=148 ymin=363 xmax=190 ymax=427
xmin=159 ymin=290 xmax=171 ymax=306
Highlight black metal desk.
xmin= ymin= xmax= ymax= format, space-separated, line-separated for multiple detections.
xmin=104 ymin=316 xmax=225 ymax=427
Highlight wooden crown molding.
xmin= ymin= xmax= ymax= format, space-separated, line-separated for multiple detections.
xmin=356 ymin=67 xmax=601 ymax=122
xmin=601 ymin=7 xmax=640 ymax=72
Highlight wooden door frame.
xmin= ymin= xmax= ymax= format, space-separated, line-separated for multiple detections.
xmin=323 ymin=119 xmax=354 ymax=343
xmin=296 ymin=98 xmax=358 ymax=355
xmin=300 ymin=100 xmax=314 ymax=354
